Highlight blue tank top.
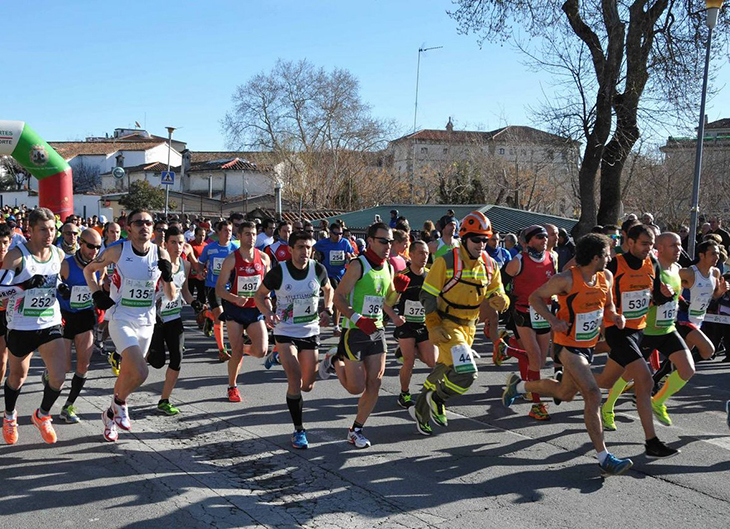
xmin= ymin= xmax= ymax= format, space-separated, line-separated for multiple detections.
xmin=58 ymin=254 xmax=95 ymax=313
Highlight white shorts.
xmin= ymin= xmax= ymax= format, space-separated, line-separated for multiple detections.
xmin=108 ymin=319 xmax=155 ymax=356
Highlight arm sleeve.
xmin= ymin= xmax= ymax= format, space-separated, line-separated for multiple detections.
xmin=262 ymin=266 xmax=284 ymax=292
xmin=419 ymin=257 xmax=447 ymax=314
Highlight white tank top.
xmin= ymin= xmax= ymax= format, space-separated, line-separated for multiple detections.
xmin=7 ymin=244 xmax=64 ymax=331
xmin=687 ymin=265 xmax=716 ymax=325
xmin=106 ymin=240 xmax=162 ymax=326
xmin=156 ymin=257 xmax=186 ymax=323
xmin=274 ymin=260 xmax=320 ymax=339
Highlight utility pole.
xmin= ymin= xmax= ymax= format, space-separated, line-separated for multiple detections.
xmin=411 ymin=45 xmax=442 ymax=203
xmin=164 ymin=126 xmax=176 ymax=216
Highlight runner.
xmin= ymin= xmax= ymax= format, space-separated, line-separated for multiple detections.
xmin=146 ymin=226 xmax=197 ymax=415
xmin=84 ymin=208 xmax=177 ymax=442
xmin=99 ymin=222 xmax=124 ymax=374
xmin=409 ymin=212 xmax=508 ymax=436
xmin=199 ymin=220 xmax=238 ymax=361
xmin=318 ymin=222 xmax=403 ymax=448
xmin=57 ymin=222 xmax=80 ymax=256
xmin=55 ymin=228 xmax=103 ymax=424
xmin=502 ymin=233 xmax=633 ymax=476
xmin=594 ymin=224 xmax=679 ymax=458
xmin=2 ymin=207 xmax=68 ymax=445
xmin=428 ymin=216 xmax=459 ymax=260
xmin=216 ymin=221 xmax=270 ymax=402
xmin=382 ymin=240 xmax=437 ymax=409
xmin=255 ymin=218 xmax=276 ymax=251
xmin=0 ymin=224 xmax=11 ymax=386
xmin=187 ymin=226 xmax=208 ymax=328
xmin=313 ymin=222 xmax=354 ymax=337
xmin=153 ymin=219 xmax=168 ymax=248
xmin=254 ymin=229 xmax=333 ymax=448
xmin=499 ymin=224 xmax=557 ymax=421
xmin=265 ymin=221 xmax=293 ymax=267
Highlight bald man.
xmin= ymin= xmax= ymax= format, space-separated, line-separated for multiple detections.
xmin=55 ymin=228 xmax=103 ymax=424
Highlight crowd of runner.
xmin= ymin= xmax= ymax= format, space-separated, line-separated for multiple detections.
xmin=1 ymin=204 xmax=729 ymax=478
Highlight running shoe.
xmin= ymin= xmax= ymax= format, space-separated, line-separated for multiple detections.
xmin=60 ymin=405 xmax=81 ymax=424
xmin=645 ymin=438 xmax=680 ymax=459
xmin=347 ymin=428 xmax=371 ymax=449
xmin=553 ymin=370 xmax=564 ymax=405
xmin=102 ymin=410 xmax=118 ymax=442
xmin=3 ymin=414 xmax=18 ymax=445
xmin=502 ymin=373 xmax=521 ymax=407
xmin=599 ymin=454 xmax=633 ymax=477
xmin=726 ymin=400 xmax=730 ymax=429
xmin=291 ymin=430 xmax=309 ymax=449
xmin=318 ymin=351 xmax=336 ymax=380
xmin=111 ymin=400 xmax=132 ymax=431
xmin=394 ymin=346 xmax=403 ymax=365
xmin=333 ymin=326 xmax=342 ymax=337
xmin=397 ymin=391 xmax=413 ymax=409
xmin=427 ymin=391 xmax=448 ymax=427
xmin=601 ymin=405 xmax=616 ymax=431
xmin=108 ymin=352 xmax=121 ymax=377
xmin=651 ymin=400 xmax=672 ymax=426
xmin=157 ymin=401 xmax=180 ymax=416
xmin=264 ymin=350 xmax=280 ymax=370
xmin=408 ymin=405 xmax=433 ymax=436
xmin=32 ymin=410 xmax=57 ymax=444
xmin=528 ymin=403 xmax=551 ymax=421
xmin=492 ymin=339 xmax=507 ymax=367
xmin=218 ymin=347 xmax=231 ymax=362
xmin=228 ymin=386 xmax=242 ymax=402
xmin=203 ymin=317 xmax=214 ymax=337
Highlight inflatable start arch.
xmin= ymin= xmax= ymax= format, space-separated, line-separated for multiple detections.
xmin=0 ymin=120 xmax=73 ymax=219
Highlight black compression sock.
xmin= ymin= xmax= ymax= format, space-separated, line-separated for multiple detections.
xmin=4 ymin=381 xmax=21 ymax=414
xmin=65 ymin=373 xmax=87 ymax=406
xmin=40 ymin=384 xmax=62 ymax=415
xmin=286 ymin=394 xmax=304 ymax=430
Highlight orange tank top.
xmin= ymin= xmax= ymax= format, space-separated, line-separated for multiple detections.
xmin=554 ymin=267 xmax=609 ymax=347
xmin=604 ymin=254 xmax=655 ymax=330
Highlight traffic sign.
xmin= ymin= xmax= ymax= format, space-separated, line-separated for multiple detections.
xmin=160 ymin=171 xmax=175 ymax=185
xmin=112 ymin=167 xmax=125 ymax=179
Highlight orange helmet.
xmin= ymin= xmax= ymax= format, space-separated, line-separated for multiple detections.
xmin=459 ymin=211 xmax=493 ymax=239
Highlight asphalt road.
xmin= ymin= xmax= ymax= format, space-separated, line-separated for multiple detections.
xmin=2 ymin=308 xmax=729 ymax=529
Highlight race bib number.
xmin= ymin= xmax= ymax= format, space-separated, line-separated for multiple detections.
xmin=23 ymin=288 xmax=56 ymax=317
xmin=329 ymin=250 xmax=346 ymax=267
xmin=575 ymin=309 xmax=603 ymax=342
xmin=622 ymin=289 xmax=650 ymax=320
xmin=704 ymin=313 xmax=730 ymax=325
xmin=293 ymin=297 xmax=318 ymax=323
xmin=212 ymin=257 xmax=224 ymax=276
xmin=160 ymin=296 xmax=183 ymax=317
xmin=529 ymin=306 xmax=550 ymax=329
xmin=362 ymin=295 xmax=384 ymax=318
xmin=689 ymin=296 xmax=710 ymax=318
xmin=451 ymin=343 xmax=477 ymax=374
xmin=655 ymin=300 xmax=677 ymax=328
xmin=70 ymin=285 xmax=93 ymax=310
xmin=121 ymin=279 xmax=155 ymax=307
xmin=403 ymin=299 xmax=425 ymax=323
xmin=236 ymin=275 xmax=261 ymax=298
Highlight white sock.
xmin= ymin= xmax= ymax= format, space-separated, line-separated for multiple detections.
xmin=4 ymin=410 xmax=17 ymax=420
xmin=516 ymin=381 xmax=526 ymax=394
xmin=597 ymin=450 xmax=609 ymax=464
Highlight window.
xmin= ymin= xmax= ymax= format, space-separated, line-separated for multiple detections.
xmin=443 ymin=148 xmax=448 ymax=155
xmin=499 ymin=148 xmax=505 ymax=155
xmin=420 ymin=147 xmax=428 ymax=154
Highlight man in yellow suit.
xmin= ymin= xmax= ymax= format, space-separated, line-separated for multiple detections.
xmin=410 ymin=211 xmax=509 ymax=435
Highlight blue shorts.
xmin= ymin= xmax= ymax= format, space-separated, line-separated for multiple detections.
xmin=221 ymin=301 xmax=264 ymax=328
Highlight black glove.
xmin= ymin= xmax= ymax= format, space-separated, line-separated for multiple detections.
xmin=158 ymin=259 xmax=174 ymax=283
xmin=92 ymin=290 xmax=115 ymax=310
xmin=191 ymin=299 xmax=203 ymax=313
xmin=22 ymin=274 xmax=46 ymax=290
xmin=57 ymin=283 xmax=72 ymax=300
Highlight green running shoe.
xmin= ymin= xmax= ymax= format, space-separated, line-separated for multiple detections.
xmin=408 ymin=406 xmax=432 ymax=436
xmin=397 ymin=391 xmax=413 ymax=409
xmin=601 ymin=404 xmax=616 ymax=431
xmin=651 ymin=399 xmax=672 ymax=426
xmin=60 ymin=405 xmax=81 ymax=424
xmin=157 ymin=401 xmax=180 ymax=416
xmin=427 ymin=391 xmax=448 ymax=427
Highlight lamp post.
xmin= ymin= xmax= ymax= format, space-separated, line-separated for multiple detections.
xmin=164 ymin=126 xmax=176 ymax=217
xmin=411 ymin=45 xmax=442 ymax=204
xmin=688 ymin=0 xmax=724 ymax=259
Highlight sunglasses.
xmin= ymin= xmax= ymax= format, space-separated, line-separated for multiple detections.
xmin=609 ymin=234 xmax=621 ymax=240
xmin=63 ymin=231 xmax=79 ymax=236
xmin=374 ymin=237 xmax=394 ymax=245
xmin=532 ymin=234 xmax=548 ymax=240
xmin=331 ymin=231 xmax=342 ymax=236
xmin=82 ymin=240 xmax=102 ymax=250
xmin=470 ymin=237 xmax=489 ymax=244
xmin=131 ymin=219 xmax=154 ymax=227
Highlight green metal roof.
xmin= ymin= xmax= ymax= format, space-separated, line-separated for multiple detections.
xmin=321 ymin=204 xmax=576 ymax=234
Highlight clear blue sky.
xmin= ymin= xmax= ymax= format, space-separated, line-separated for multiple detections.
xmin=4 ymin=1 xmax=729 ymax=150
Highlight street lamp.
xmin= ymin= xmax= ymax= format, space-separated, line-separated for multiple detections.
xmin=688 ymin=0 xmax=724 ymax=259
xmin=411 ymin=45 xmax=442 ymax=204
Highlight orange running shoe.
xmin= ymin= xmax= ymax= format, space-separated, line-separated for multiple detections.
xmin=528 ymin=403 xmax=551 ymax=421
xmin=3 ymin=415 xmax=18 ymax=445
xmin=32 ymin=410 xmax=58 ymax=444
xmin=227 ymin=386 xmax=242 ymax=402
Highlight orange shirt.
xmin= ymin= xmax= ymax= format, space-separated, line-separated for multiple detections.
xmin=604 ymin=254 xmax=655 ymax=330
xmin=554 ymin=267 xmax=609 ymax=347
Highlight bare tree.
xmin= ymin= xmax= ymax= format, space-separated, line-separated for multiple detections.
xmin=222 ymin=59 xmax=397 ymax=210
xmin=70 ymin=159 xmax=101 ymax=192
xmin=449 ymin=1 xmax=729 ymax=235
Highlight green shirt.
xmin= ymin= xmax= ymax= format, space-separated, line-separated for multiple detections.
xmin=344 ymin=255 xmax=392 ymax=329
xmin=644 ymin=263 xmax=681 ymax=336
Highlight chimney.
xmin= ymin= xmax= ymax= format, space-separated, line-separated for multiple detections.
xmin=446 ymin=117 xmax=454 ymax=132
xmin=115 ymin=153 xmax=124 ymax=167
